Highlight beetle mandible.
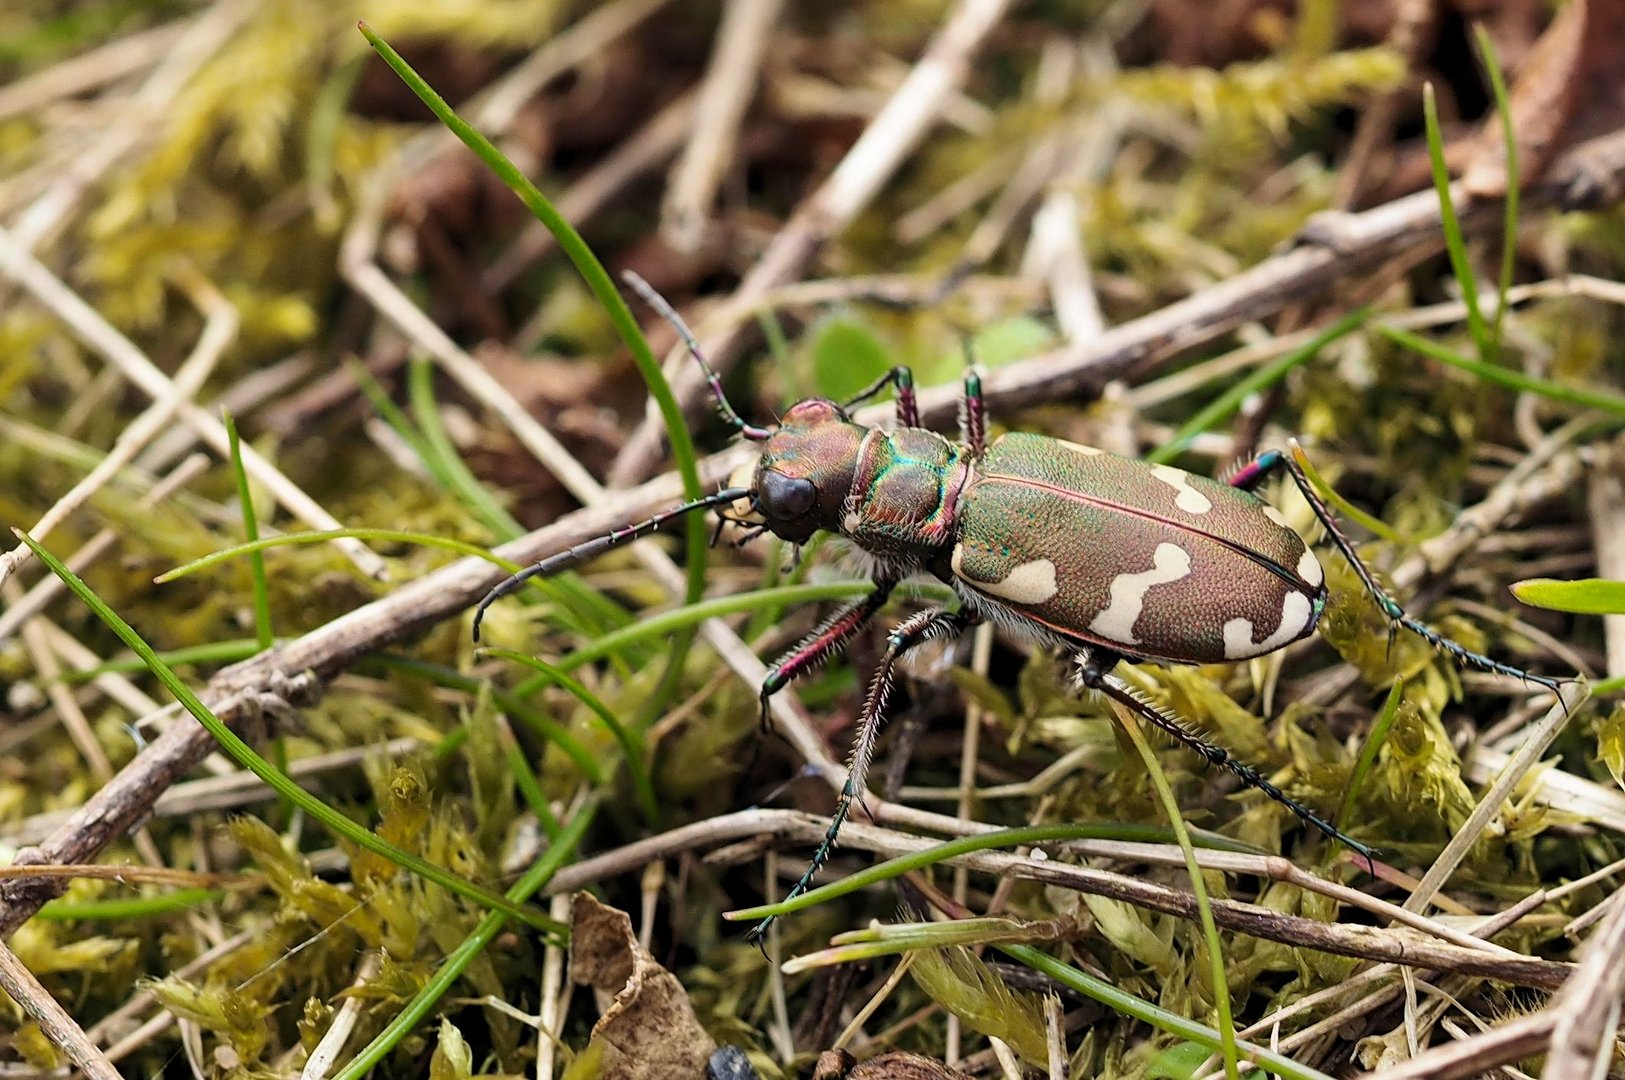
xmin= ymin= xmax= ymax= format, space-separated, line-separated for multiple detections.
xmin=474 ymin=272 xmax=1562 ymax=942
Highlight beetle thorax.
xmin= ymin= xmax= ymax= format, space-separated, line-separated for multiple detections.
xmin=841 ymin=426 xmax=969 ymax=567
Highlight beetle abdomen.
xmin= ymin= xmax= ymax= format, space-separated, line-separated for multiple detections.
xmin=951 ymin=434 xmax=1325 ymax=663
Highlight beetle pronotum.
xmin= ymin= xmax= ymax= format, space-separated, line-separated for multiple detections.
xmin=475 ymin=273 xmax=1563 ymax=942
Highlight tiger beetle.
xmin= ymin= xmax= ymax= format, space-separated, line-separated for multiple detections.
xmin=474 ymin=272 xmax=1563 ymax=943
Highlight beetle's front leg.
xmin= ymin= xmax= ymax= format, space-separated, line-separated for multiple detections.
xmin=749 ymin=605 xmax=968 ymax=944
xmin=758 ymin=579 xmax=896 ymax=732
xmin=1229 ymin=444 xmax=1564 ymax=696
xmin=841 ymin=365 xmax=918 ymax=428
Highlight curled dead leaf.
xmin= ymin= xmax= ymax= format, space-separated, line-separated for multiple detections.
xmin=568 ymin=892 xmax=716 ymax=1079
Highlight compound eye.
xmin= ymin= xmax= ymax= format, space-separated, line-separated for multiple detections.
xmin=758 ymin=470 xmax=817 ymax=520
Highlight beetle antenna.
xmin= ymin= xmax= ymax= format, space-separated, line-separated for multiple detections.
xmin=472 ymin=486 xmax=752 ymax=641
xmin=622 ymin=271 xmax=774 ymax=441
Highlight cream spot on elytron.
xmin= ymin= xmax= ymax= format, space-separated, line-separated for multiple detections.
xmin=1262 ymin=505 xmax=1291 ymax=528
xmin=1222 ymin=591 xmax=1314 ymax=659
xmin=1088 ymin=543 xmax=1192 ymax=646
xmin=1150 ymin=464 xmax=1213 ymax=515
xmin=979 ymin=558 xmax=1060 ymax=605
xmin=1056 ymin=438 xmax=1105 ymax=456
xmin=1297 ymin=548 xmax=1324 ymax=588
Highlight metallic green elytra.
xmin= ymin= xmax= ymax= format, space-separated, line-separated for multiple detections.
xmin=475 ymin=272 xmax=1565 ymax=945
xmin=951 ymin=433 xmax=1326 ymax=664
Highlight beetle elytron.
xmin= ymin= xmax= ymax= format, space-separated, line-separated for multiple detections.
xmin=474 ymin=272 xmax=1562 ymax=941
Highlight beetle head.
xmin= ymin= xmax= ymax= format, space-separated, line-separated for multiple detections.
xmin=732 ymin=398 xmax=863 ymax=544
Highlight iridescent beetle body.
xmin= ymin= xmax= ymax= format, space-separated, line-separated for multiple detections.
xmin=475 ymin=273 xmax=1562 ymax=942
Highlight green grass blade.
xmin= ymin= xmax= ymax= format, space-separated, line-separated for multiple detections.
xmin=366 ymin=656 xmax=604 ymax=784
xmin=14 ymin=527 xmax=563 ymax=936
xmin=407 ymin=357 xmax=526 ymax=539
xmin=1114 ymin=708 xmax=1239 ymax=1080
xmin=1148 ymin=308 xmax=1369 ymax=465
xmin=1376 ymin=323 xmax=1625 ymax=416
xmin=61 ymin=638 xmax=267 ymax=680
xmin=1339 ymin=678 xmax=1403 ymax=853
xmin=1003 ymin=946 xmax=1336 ymax=1080
xmin=493 ymin=713 xmax=563 ymax=840
xmin=509 ymin=581 xmax=877 ymax=696
xmin=1287 ymin=443 xmax=1405 ymax=544
xmin=331 ymin=798 xmax=598 ymax=1080
xmin=724 ymin=823 xmax=1254 ymax=923
xmin=347 ymin=357 xmax=438 ymax=471
xmin=37 ymin=888 xmax=227 ymax=921
xmin=1475 ymin=26 xmax=1519 ymax=358
xmin=1422 ymin=81 xmax=1490 ymax=362
xmin=480 ymin=647 xmax=659 ymax=828
xmin=351 ymin=363 xmax=629 ymax=642
xmin=156 ymin=528 xmax=497 ymax=582
xmin=223 ymin=411 xmax=273 ymax=651
xmin=358 ymin=26 xmax=712 ymax=709
xmin=1510 ymin=578 xmax=1625 ymax=615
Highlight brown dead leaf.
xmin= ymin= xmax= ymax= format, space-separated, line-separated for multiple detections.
xmin=1464 ymin=0 xmax=1625 ymax=197
xmin=568 ymin=892 xmax=715 ymax=1080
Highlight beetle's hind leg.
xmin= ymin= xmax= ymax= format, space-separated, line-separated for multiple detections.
xmin=758 ymin=579 xmax=896 ymax=732
xmin=1228 ymin=445 xmax=1565 ymax=697
xmin=748 ymin=606 xmax=969 ymax=945
xmin=1076 ymin=649 xmax=1377 ymax=869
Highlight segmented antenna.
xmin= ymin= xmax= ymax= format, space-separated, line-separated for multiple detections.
xmin=472 ymin=486 xmax=752 ymax=641
xmin=622 ymin=271 xmax=773 ymax=441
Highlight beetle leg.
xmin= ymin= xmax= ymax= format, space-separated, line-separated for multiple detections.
xmin=960 ymin=363 xmax=987 ymax=459
xmin=1229 ymin=446 xmax=1566 ymax=697
xmin=748 ymin=606 xmax=969 ymax=945
xmin=758 ymin=580 xmax=897 ymax=732
xmin=1076 ymin=649 xmax=1378 ymax=870
xmin=841 ymin=365 xmax=919 ymax=428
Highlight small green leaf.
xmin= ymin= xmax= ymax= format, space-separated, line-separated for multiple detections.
xmin=1149 ymin=1040 xmax=1217 ymax=1080
xmin=971 ymin=314 xmax=1054 ymax=367
xmin=1598 ymin=704 xmax=1625 ymax=790
xmin=809 ymin=314 xmax=894 ymax=403
xmin=1511 ymin=578 xmax=1625 ymax=615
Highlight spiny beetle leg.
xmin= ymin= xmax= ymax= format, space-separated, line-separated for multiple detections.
xmin=1076 ymin=649 xmax=1378 ymax=871
xmin=960 ymin=364 xmax=987 ymax=459
xmin=841 ymin=365 xmax=918 ymax=428
xmin=758 ymin=580 xmax=897 ymax=733
xmin=748 ymin=606 xmax=969 ymax=945
xmin=1231 ymin=447 xmax=1565 ymax=697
